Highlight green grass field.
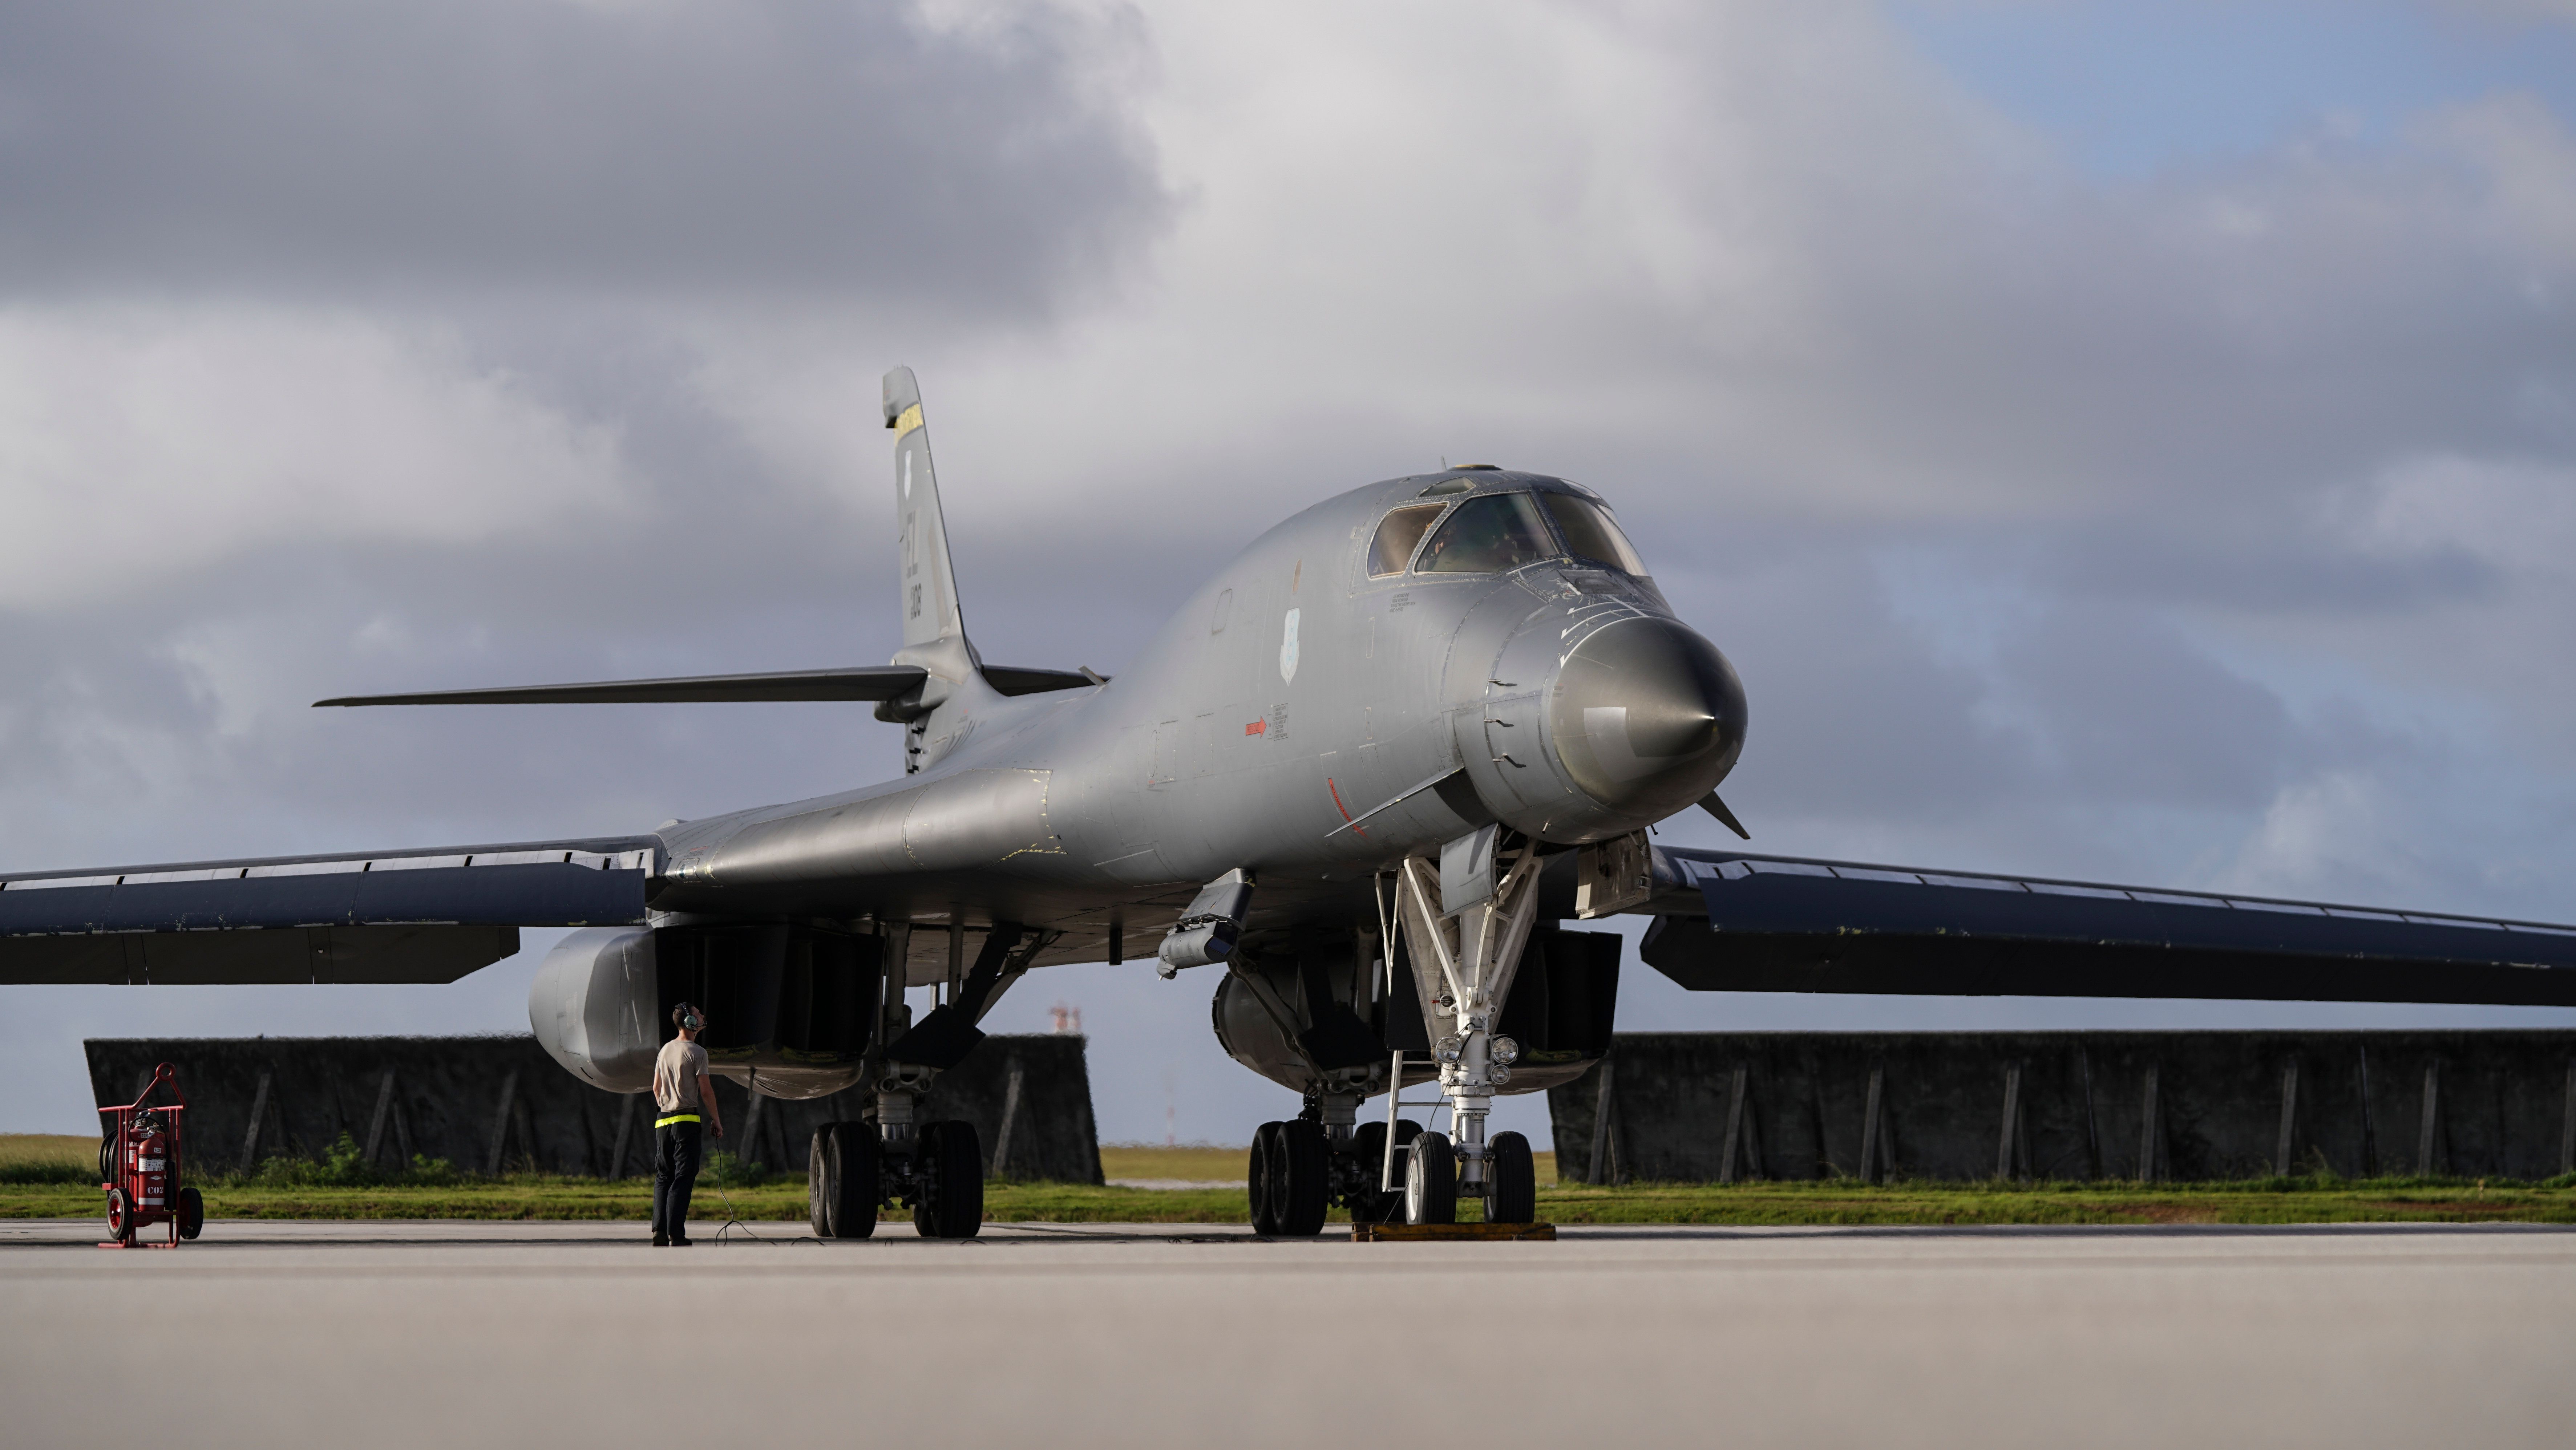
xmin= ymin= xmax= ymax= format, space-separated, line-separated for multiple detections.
xmin=12 ymin=1135 xmax=2572 ymax=1226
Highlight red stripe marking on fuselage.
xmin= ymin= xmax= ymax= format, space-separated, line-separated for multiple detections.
xmin=1326 ymin=777 xmax=1367 ymax=838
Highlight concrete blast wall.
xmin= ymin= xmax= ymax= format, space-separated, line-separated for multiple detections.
xmin=85 ymin=1034 xmax=1103 ymax=1184
xmin=1548 ymin=1031 xmax=2576 ymax=1184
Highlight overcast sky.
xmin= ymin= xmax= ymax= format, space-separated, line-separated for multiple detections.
xmin=4 ymin=0 xmax=2573 ymax=1143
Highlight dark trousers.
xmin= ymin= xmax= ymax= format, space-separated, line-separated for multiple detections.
xmin=653 ymin=1118 xmax=703 ymax=1237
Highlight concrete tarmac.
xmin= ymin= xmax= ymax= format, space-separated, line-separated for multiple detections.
xmin=5 ymin=1218 xmax=2572 ymax=1449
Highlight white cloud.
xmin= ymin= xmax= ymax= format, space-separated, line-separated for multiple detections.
xmin=0 ymin=307 xmax=628 ymax=610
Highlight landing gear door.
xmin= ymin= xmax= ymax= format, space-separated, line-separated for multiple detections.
xmin=1576 ymin=831 xmax=1652 ymax=918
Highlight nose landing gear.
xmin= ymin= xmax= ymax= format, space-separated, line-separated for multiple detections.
xmin=1385 ymin=835 xmax=1546 ymax=1227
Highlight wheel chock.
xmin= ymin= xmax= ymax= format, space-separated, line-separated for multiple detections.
xmin=1350 ymin=1222 xmax=1556 ymax=1242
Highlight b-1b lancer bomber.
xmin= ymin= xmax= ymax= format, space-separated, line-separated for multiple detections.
xmin=8 ymin=369 xmax=2573 ymax=1236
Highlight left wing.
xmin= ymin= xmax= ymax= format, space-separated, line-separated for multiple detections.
xmin=0 ymin=838 xmax=656 ymax=984
xmin=312 ymin=662 xmax=1099 ymax=707
xmin=1637 ymin=847 xmax=2576 ymax=1007
xmin=313 ymin=667 xmax=926 ymax=706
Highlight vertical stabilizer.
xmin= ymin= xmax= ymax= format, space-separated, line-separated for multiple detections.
xmin=880 ymin=367 xmax=995 ymax=774
xmin=883 ymin=366 xmax=969 ymax=649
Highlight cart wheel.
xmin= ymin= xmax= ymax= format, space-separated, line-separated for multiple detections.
xmin=177 ymin=1186 xmax=205 ymax=1240
xmin=105 ymin=1187 xmax=133 ymax=1244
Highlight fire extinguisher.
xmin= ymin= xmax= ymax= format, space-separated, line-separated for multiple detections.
xmin=100 ymin=1062 xmax=200 ymax=1247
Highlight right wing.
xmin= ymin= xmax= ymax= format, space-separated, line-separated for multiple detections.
xmin=0 ymin=838 xmax=657 ymax=984
xmin=1637 ymin=847 xmax=2576 ymax=1007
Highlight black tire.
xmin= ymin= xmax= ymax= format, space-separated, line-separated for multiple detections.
xmin=1405 ymin=1131 xmax=1456 ymax=1225
xmin=98 ymin=1137 xmax=116 ymax=1188
xmin=1348 ymin=1122 xmax=1392 ymax=1224
xmin=913 ymin=1120 xmax=984 ymax=1240
xmin=810 ymin=1123 xmax=881 ymax=1240
xmin=177 ymin=1185 xmax=204 ymax=1241
xmin=1277 ymin=1119 xmax=1329 ymax=1236
xmin=105 ymin=1187 xmax=132 ymax=1244
xmin=1488 ymin=1131 xmax=1536 ymax=1224
xmin=808 ymin=1128 xmax=832 ymax=1235
xmin=1247 ymin=1121 xmax=1286 ymax=1236
xmin=1350 ymin=1118 xmax=1426 ymax=1223
xmin=910 ymin=1123 xmax=942 ymax=1238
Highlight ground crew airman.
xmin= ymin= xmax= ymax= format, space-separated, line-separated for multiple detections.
xmin=651 ymin=1003 xmax=725 ymax=1246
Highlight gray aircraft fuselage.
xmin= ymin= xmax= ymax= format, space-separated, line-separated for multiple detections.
xmin=648 ymin=469 xmax=1746 ymax=967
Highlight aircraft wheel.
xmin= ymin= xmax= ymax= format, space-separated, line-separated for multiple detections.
xmin=1488 ymin=1131 xmax=1537 ymax=1224
xmin=98 ymin=1138 xmax=116 ymax=1187
xmin=810 ymin=1123 xmax=880 ymax=1240
xmin=105 ymin=1187 xmax=133 ymax=1244
xmin=1247 ymin=1121 xmax=1285 ymax=1235
xmin=1349 ymin=1118 xmax=1424 ymax=1223
xmin=1404 ymin=1131 xmax=1456 ymax=1225
xmin=1276 ymin=1119 xmax=1329 ymax=1237
xmin=912 ymin=1121 xmax=984 ymax=1240
xmin=1348 ymin=1122 xmax=1392 ymax=1224
xmin=177 ymin=1186 xmax=205 ymax=1240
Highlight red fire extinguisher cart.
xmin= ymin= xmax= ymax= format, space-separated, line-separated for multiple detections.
xmin=98 ymin=1062 xmax=202 ymax=1249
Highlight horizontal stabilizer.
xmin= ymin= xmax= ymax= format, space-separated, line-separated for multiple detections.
xmin=982 ymin=665 xmax=1105 ymax=697
xmin=1643 ymin=848 xmax=2576 ymax=1007
xmin=315 ymin=667 xmax=930 ymax=707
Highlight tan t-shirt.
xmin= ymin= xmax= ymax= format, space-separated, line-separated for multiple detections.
xmin=653 ymin=1038 xmax=709 ymax=1114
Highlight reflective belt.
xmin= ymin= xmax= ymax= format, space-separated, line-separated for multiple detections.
xmin=654 ymin=1113 xmax=701 ymax=1129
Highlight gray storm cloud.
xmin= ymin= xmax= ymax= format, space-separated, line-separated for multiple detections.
xmin=0 ymin=0 xmax=1164 ymax=307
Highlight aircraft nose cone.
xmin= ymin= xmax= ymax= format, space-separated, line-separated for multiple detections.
xmin=1548 ymin=617 xmax=1747 ymax=822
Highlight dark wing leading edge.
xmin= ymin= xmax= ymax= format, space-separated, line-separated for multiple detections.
xmin=314 ymin=667 xmax=930 ymax=706
xmin=311 ymin=662 xmax=1104 ymax=708
xmin=1639 ymin=848 xmax=2576 ymax=1007
xmin=0 ymin=838 xmax=657 ymax=985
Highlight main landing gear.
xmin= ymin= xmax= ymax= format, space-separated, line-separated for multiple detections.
xmin=1247 ymin=1111 xmax=1421 ymax=1235
xmin=808 ymin=1111 xmax=986 ymax=1240
xmin=1245 ymin=1108 xmax=1537 ymax=1233
xmin=807 ymin=917 xmax=1052 ymax=1242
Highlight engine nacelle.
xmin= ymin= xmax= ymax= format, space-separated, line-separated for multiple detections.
xmin=1211 ymin=926 xmax=1622 ymax=1098
xmin=530 ymin=928 xmax=661 ymax=1093
xmin=529 ymin=923 xmax=888 ymax=1099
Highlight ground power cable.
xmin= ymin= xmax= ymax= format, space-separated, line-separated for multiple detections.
xmin=697 ymin=1151 xmax=821 ymax=1246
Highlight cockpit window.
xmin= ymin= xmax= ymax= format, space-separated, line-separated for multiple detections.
xmin=1367 ymin=503 xmax=1449 ymax=577
xmin=1542 ymin=493 xmax=1647 ymax=575
xmin=1418 ymin=493 xmax=1558 ymax=574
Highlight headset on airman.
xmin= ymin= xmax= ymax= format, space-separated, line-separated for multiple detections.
xmin=672 ymin=1002 xmax=705 ymax=1033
